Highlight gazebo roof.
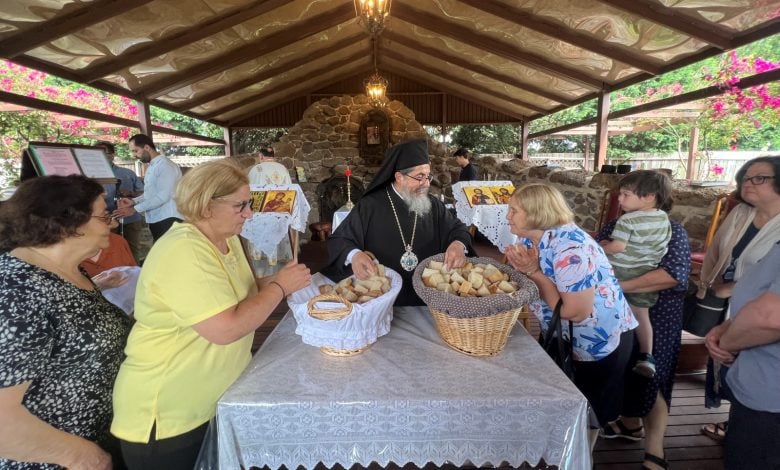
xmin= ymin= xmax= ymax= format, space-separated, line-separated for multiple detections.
xmin=1 ymin=1 xmax=778 ymax=127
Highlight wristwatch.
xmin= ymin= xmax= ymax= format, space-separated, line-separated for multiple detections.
xmin=525 ymin=268 xmax=538 ymax=277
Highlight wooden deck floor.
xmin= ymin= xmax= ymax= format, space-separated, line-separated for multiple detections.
xmin=253 ymin=239 xmax=727 ymax=469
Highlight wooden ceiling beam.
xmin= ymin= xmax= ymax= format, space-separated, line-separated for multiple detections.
xmin=392 ymin=3 xmax=604 ymax=90
xmin=458 ymin=0 xmax=661 ymax=74
xmin=174 ymin=34 xmax=365 ymax=112
xmin=381 ymin=49 xmax=548 ymax=114
xmin=225 ymin=66 xmax=373 ymax=126
xmin=381 ymin=63 xmax=528 ymax=122
xmin=382 ymin=31 xmax=573 ymax=105
xmin=596 ymin=0 xmax=733 ymax=50
xmin=0 ymin=0 xmax=155 ymax=58
xmin=80 ymin=0 xmax=290 ymax=82
xmin=204 ymin=52 xmax=368 ymax=120
xmin=135 ymin=2 xmax=355 ymax=99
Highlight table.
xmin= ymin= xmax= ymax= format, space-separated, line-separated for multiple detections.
xmin=452 ymin=181 xmax=518 ymax=253
xmin=331 ymin=204 xmax=352 ymax=232
xmin=198 ymin=308 xmax=591 ymax=470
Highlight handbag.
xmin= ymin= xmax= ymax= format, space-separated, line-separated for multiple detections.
xmin=540 ymin=299 xmax=575 ymax=380
xmin=682 ymin=288 xmax=728 ymax=337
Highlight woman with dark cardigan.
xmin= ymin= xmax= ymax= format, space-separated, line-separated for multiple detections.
xmin=597 ymin=216 xmax=691 ymax=470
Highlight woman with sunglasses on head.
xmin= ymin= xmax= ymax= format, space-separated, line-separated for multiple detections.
xmin=0 ymin=175 xmax=132 ymax=469
xmin=111 ymin=159 xmax=311 ymax=470
xmin=699 ymin=156 xmax=780 ymax=444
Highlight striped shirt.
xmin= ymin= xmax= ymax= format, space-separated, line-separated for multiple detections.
xmin=608 ymin=210 xmax=671 ymax=270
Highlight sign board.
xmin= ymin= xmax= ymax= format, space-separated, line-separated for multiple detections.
xmin=23 ymin=142 xmax=119 ymax=184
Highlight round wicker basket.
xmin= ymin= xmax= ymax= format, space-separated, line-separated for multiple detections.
xmin=306 ymin=294 xmax=367 ymax=356
xmin=429 ymin=307 xmax=521 ymax=357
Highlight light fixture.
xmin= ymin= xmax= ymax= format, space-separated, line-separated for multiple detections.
xmin=355 ymin=0 xmax=391 ymax=37
xmin=364 ymin=38 xmax=388 ymax=107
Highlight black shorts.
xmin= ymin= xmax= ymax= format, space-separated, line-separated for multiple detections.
xmin=573 ymin=329 xmax=634 ymax=427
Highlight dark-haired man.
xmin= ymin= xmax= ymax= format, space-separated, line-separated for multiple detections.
xmin=454 ymin=148 xmax=477 ymax=182
xmin=115 ymin=134 xmax=182 ymax=241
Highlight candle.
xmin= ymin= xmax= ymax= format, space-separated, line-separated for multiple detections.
xmin=345 ymin=167 xmax=353 ymax=209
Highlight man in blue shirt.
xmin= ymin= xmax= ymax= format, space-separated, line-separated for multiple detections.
xmin=97 ymin=141 xmax=145 ymax=261
xmin=115 ymin=134 xmax=182 ymax=241
xmin=706 ymin=241 xmax=780 ymax=469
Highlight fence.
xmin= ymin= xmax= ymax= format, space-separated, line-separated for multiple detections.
xmin=482 ymin=151 xmax=776 ymax=181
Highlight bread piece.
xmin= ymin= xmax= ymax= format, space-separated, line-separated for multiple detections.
xmin=458 ymin=280 xmax=472 ymax=295
xmin=484 ymin=266 xmax=504 ymax=283
xmin=319 ymin=285 xmax=334 ymax=295
xmin=422 ymin=267 xmax=439 ymax=279
xmin=468 ymin=271 xmax=484 ymax=289
xmin=498 ymin=280 xmax=516 ymax=293
xmin=341 ymin=289 xmax=358 ymax=302
xmin=429 ymin=260 xmax=444 ymax=271
xmin=357 ymin=295 xmax=374 ymax=303
xmin=476 ymin=285 xmax=491 ymax=297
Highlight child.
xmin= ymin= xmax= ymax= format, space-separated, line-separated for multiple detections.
xmin=600 ymin=170 xmax=672 ymax=378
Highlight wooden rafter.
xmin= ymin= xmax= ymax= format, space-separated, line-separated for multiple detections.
xmin=596 ymin=0 xmax=733 ymax=50
xmin=458 ymin=0 xmax=662 ymax=74
xmin=381 ymin=48 xmax=547 ymax=115
xmin=80 ymin=0 xmax=291 ymax=82
xmin=175 ymin=34 xmax=365 ymax=112
xmin=381 ymin=62 xmax=527 ymax=122
xmin=226 ymin=66 xmax=374 ymax=126
xmin=392 ymin=3 xmax=604 ymax=90
xmin=382 ymin=31 xmax=573 ymax=105
xmin=135 ymin=2 xmax=355 ymax=99
xmin=0 ymin=0 xmax=155 ymax=58
xmin=202 ymin=50 xmax=368 ymax=120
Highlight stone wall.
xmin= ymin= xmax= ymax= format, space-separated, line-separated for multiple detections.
xmin=272 ymin=95 xmax=450 ymax=225
xmin=272 ymin=95 xmax=726 ymax=252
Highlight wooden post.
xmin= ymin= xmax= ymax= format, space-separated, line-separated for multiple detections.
xmin=687 ymin=126 xmax=700 ymax=180
xmin=136 ymin=99 xmax=152 ymax=137
xmin=520 ymin=119 xmax=530 ymax=160
xmin=224 ymin=126 xmax=233 ymax=157
xmin=594 ymin=89 xmax=610 ymax=172
xmin=583 ymin=135 xmax=591 ymax=170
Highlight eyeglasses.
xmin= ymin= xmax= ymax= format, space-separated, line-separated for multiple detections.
xmin=213 ymin=197 xmax=253 ymax=213
xmin=403 ymin=173 xmax=433 ymax=184
xmin=91 ymin=213 xmax=116 ymax=225
xmin=742 ymin=175 xmax=775 ymax=186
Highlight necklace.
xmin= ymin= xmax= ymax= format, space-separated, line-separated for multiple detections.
xmin=387 ymin=188 xmax=419 ymax=271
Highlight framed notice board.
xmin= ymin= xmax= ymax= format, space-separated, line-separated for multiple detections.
xmin=22 ymin=142 xmax=117 ymax=184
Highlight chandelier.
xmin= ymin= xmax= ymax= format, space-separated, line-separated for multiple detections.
xmin=364 ymin=38 xmax=388 ymax=107
xmin=354 ymin=0 xmax=391 ymax=37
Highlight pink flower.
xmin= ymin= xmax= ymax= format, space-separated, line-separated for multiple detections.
xmin=711 ymin=164 xmax=724 ymax=176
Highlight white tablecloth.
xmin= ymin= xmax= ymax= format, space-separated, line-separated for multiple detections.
xmin=241 ymin=184 xmax=310 ymax=257
xmin=197 ymin=307 xmax=591 ymax=470
xmin=331 ymin=204 xmax=352 ymax=232
xmin=452 ymin=181 xmax=518 ymax=253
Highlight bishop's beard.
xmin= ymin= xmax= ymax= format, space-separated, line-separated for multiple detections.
xmin=400 ymin=186 xmax=432 ymax=216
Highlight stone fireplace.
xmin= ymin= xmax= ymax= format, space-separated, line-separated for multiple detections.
xmin=273 ymin=95 xmax=453 ymax=238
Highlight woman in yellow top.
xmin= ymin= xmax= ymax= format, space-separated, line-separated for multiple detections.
xmin=111 ymin=160 xmax=311 ymax=469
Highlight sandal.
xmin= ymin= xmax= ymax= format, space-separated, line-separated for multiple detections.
xmin=701 ymin=420 xmax=728 ymax=443
xmin=600 ymin=418 xmax=644 ymax=441
xmin=642 ymin=452 xmax=668 ymax=470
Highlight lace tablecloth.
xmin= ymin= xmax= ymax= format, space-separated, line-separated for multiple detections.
xmin=241 ymin=184 xmax=310 ymax=257
xmin=453 ymin=181 xmax=518 ymax=253
xmin=197 ymin=307 xmax=591 ymax=470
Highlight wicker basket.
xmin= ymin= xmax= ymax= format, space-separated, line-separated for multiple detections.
xmin=306 ymin=294 xmax=367 ymax=356
xmin=429 ymin=307 xmax=522 ymax=357
xmin=412 ymin=254 xmax=539 ymax=357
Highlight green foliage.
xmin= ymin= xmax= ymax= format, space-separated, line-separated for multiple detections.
xmin=449 ymin=124 xmax=520 ymax=154
xmin=233 ymin=128 xmax=287 ymax=154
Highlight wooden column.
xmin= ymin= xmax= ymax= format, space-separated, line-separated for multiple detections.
xmin=594 ymin=89 xmax=610 ymax=172
xmin=583 ymin=135 xmax=591 ymax=170
xmin=519 ymin=120 xmax=530 ymax=160
xmin=136 ymin=99 xmax=152 ymax=137
xmin=224 ymin=127 xmax=233 ymax=157
xmin=687 ymin=126 xmax=700 ymax=180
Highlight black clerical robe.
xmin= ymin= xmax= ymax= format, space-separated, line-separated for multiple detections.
xmin=322 ymin=186 xmax=473 ymax=306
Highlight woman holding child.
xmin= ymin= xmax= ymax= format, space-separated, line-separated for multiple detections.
xmin=504 ymin=184 xmax=637 ymax=446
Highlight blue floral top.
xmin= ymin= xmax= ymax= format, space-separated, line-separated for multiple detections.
xmin=524 ymin=223 xmax=637 ymax=362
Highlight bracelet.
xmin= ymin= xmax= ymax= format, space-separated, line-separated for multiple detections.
xmin=524 ymin=268 xmax=538 ymax=277
xmin=269 ymin=280 xmax=286 ymax=297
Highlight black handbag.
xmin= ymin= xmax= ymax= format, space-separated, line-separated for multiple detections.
xmin=540 ymin=299 xmax=575 ymax=380
xmin=683 ymin=288 xmax=728 ymax=337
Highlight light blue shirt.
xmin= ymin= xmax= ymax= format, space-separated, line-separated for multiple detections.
xmin=104 ymin=164 xmax=143 ymax=224
xmin=132 ymin=156 xmax=182 ymax=223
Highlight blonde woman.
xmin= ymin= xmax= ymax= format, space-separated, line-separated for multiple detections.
xmin=111 ymin=160 xmax=311 ymax=470
xmin=505 ymin=184 xmax=637 ymax=447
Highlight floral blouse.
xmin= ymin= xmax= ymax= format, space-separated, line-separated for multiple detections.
xmin=0 ymin=253 xmax=131 ymax=469
xmin=524 ymin=223 xmax=637 ymax=362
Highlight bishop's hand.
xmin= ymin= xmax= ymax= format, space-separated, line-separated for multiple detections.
xmin=443 ymin=241 xmax=467 ymax=270
xmin=352 ymin=251 xmax=378 ymax=280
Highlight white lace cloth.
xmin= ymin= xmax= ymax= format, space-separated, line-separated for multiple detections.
xmin=289 ymin=271 xmax=402 ymax=350
xmin=453 ymin=180 xmax=518 ymax=253
xmin=198 ymin=307 xmax=591 ymax=470
xmin=241 ymin=184 xmax=310 ymax=257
